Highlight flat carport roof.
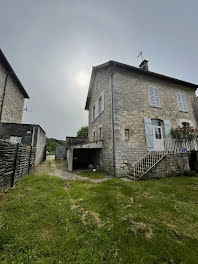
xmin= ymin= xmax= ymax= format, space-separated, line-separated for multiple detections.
xmin=67 ymin=141 xmax=103 ymax=171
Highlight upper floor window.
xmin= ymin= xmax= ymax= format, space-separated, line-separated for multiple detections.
xmin=93 ymin=105 xmax=96 ymax=121
xmin=99 ymin=96 xmax=102 ymax=114
xmin=177 ymin=93 xmax=188 ymax=112
xmin=92 ymin=91 xmax=105 ymax=122
xmin=148 ymin=86 xmax=160 ymax=108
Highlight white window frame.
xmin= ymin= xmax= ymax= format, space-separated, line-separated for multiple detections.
xmin=148 ymin=86 xmax=160 ymax=108
xmin=177 ymin=93 xmax=188 ymax=112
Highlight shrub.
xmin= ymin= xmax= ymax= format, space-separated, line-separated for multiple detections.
xmin=183 ymin=170 xmax=197 ymax=177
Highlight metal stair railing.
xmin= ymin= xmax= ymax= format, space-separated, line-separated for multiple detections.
xmin=130 ymin=140 xmax=166 ymax=181
xmin=129 ymin=139 xmax=198 ymax=181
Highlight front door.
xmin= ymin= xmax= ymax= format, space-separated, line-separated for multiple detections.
xmin=152 ymin=120 xmax=164 ymax=151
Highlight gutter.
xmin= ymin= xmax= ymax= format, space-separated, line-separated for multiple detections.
xmin=110 ymin=62 xmax=116 ymax=176
xmin=0 ymin=72 xmax=9 ymax=122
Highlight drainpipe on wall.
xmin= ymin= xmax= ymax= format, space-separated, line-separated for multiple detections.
xmin=0 ymin=72 xmax=9 ymax=122
xmin=110 ymin=62 xmax=116 ymax=176
xmin=31 ymin=127 xmax=36 ymax=147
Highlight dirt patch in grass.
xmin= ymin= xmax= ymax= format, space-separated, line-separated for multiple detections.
xmin=75 ymin=170 xmax=109 ymax=179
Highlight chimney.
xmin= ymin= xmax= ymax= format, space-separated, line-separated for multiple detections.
xmin=139 ymin=60 xmax=149 ymax=71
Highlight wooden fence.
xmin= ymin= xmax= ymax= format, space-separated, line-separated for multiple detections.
xmin=0 ymin=139 xmax=36 ymax=192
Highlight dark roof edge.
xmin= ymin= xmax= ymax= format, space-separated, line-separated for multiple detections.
xmin=0 ymin=122 xmax=46 ymax=134
xmin=101 ymin=60 xmax=198 ymax=88
xmin=0 ymin=49 xmax=29 ymax=98
xmin=85 ymin=60 xmax=198 ymax=110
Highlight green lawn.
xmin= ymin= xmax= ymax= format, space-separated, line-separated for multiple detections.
xmin=1 ymin=173 xmax=198 ymax=264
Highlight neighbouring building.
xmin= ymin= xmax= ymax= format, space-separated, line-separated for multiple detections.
xmin=0 ymin=123 xmax=46 ymax=166
xmin=0 ymin=49 xmax=46 ymax=166
xmin=0 ymin=49 xmax=29 ymax=123
xmin=67 ymin=60 xmax=198 ymax=179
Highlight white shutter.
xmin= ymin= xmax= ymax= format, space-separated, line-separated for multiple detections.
xmin=177 ymin=93 xmax=183 ymax=111
xmin=181 ymin=94 xmax=188 ymax=112
xmin=148 ymin=86 xmax=155 ymax=106
xmin=164 ymin=120 xmax=172 ymax=152
xmin=144 ymin=117 xmax=154 ymax=151
xmin=154 ymin=87 xmax=160 ymax=107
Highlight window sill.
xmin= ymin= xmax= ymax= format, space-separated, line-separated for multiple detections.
xmin=150 ymin=105 xmax=161 ymax=109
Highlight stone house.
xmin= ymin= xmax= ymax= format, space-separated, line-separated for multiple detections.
xmin=82 ymin=60 xmax=198 ymax=178
xmin=0 ymin=49 xmax=29 ymax=123
xmin=0 ymin=49 xmax=46 ymax=166
xmin=66 ymin=60 xmax=198 ymax=178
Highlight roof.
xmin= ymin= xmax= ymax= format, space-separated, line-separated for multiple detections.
xmin=0 ymin=49 xmax=29 ymax=98
xmin=85 ymin=60 xmax=198 ymax=110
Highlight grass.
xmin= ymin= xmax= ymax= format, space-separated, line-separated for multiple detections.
xmin=75 ymin=170 xmax=109 ymax=179
xmin=1 ymin=173 xmax=198 ymax=263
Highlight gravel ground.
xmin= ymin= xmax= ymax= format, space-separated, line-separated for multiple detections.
xmin=34 ymin=155 xmax=112 ymax=183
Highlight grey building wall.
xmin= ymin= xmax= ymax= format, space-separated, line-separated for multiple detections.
xmin=0 ymin=61 xmax=25 ymax=123
xmin=112 ymin=66 xmax=197 ymax=176
xmin=35 ymin=126 xmax=46 ymax=166
xmin=88 ymin=66 xmax=114 ymax=173
xmin=0 ymin=123 xmax=46 ymax=167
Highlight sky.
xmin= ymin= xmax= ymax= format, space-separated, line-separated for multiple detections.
xmin=0 ymin=0 xmax=198 ymax=140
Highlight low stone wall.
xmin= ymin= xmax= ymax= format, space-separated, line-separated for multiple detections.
xmin=143 ymin=153 xmax=190 ymax=179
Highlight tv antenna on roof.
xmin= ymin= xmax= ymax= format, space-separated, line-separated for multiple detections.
xmin=137 ymin=51 xmax=144 ymax=62
xmin=24 ymin=106 xmax=32 ymax=112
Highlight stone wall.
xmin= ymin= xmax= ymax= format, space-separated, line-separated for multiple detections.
xmin=143 ymin=153 xmax=190 ymax=179
xmin=88 ymin=66 xmax=114 ymax=173
xmin=112 ymin=65 xmax=197 ymax=176
xmin=0 ymin=61 xmax=25 ymax=123
xmin=35 ymin=126 xmax=46 ymax=166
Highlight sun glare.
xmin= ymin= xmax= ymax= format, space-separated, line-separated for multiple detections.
xmin=75 ymin=71 xmax=90 ymax=87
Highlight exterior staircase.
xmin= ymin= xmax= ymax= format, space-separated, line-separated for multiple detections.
xmin=127 ymin=139 xmax=198 ymax=180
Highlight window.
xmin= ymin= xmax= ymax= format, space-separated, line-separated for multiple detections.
xmin=148 ymin=86 xmax=160 ymax=108
xmin=93 ymin=131 xmax=96 ymax=141
xmin=125 ymin=129 xmax=129 ymax=140
xmin=93 ymin=105 xmax=96 ymax=120
xmin=182 ymin=122 xmax=190 ymax=128
xmin=99 ymin=96 xmax=102 ymax=114
xmin=99 ymin=127 xmax=102 ymax=140
xmin=177 ymin=93 xmax=188 ymax=112
xmin=24 ymin=135 xmax=32 ymax=146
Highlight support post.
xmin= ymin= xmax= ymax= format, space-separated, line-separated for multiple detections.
xmin=11 ymin=143 xmax=19 ymax=187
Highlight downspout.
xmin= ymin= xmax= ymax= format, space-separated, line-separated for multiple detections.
xmin=0 ymin=72 xmax=9 ymax=122
xmin=110 ymin=63 xmax=116 ymax=176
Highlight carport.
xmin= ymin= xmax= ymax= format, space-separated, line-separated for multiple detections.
xmin=67 ymin=141 xmax=103 ymax=171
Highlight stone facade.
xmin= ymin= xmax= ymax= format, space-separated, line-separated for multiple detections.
xmin=0 ymin=50 xmax=29 ymax=123
xmin=113 ymin=65 xmax=197 ymax=176
xmin=144 ymin=154 xmax=190 ymax=179
xmin=88 ymin=66 xmax=114 ymax=173
xmin=86 ymin=61 xmax=198 ymax=177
